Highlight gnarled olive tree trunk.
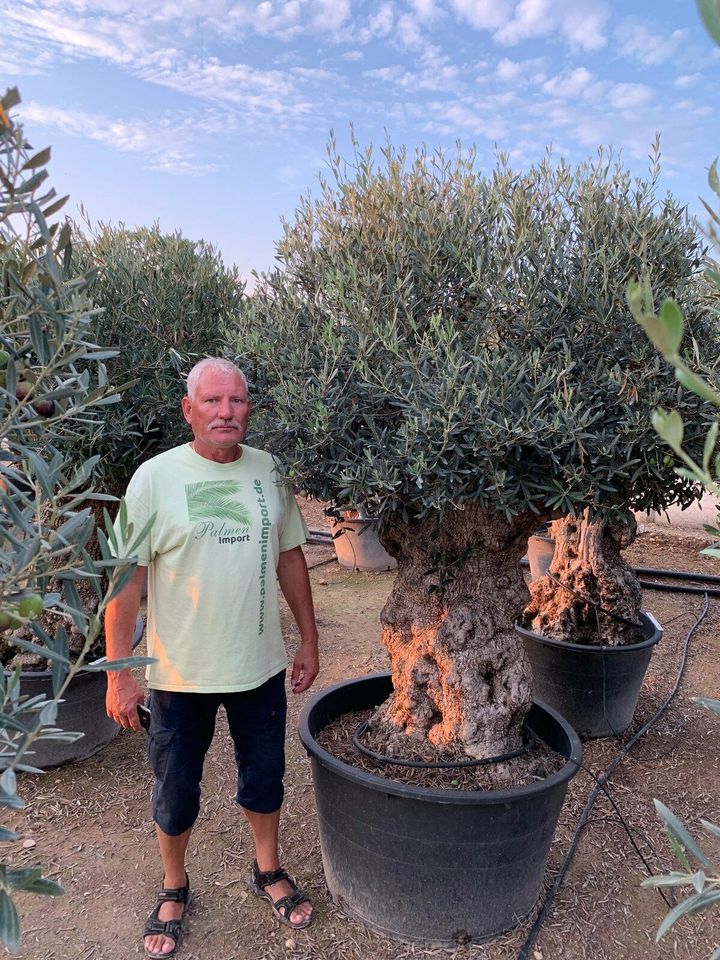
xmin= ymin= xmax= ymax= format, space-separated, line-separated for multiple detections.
xmin=524 ymin=511 xmax=642 ymax=646
xmin=369 ymin=505 xmax=537 ymax=761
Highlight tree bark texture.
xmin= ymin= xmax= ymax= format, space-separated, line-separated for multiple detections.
xmin=523 ymin=511 xmax=643 ymax=647
xmin=370 ymin=505 xmax=537 ymax=761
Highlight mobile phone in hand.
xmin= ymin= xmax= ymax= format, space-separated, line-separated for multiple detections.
xmin=137 ymin=704 xmax=151 ymax=732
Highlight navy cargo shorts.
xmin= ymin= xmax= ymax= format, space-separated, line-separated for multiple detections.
xmin=148 ymin=670 xmax=287 ymax=836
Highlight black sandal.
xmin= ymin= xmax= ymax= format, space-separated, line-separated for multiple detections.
xmin=143 ymin=874 xmax=192 ymax=958
xmin=248 ymin=860 xmax=313 ymax=929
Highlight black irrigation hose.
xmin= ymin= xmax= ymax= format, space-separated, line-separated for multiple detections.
xmin=521 ymin=555 xmax=720 ymax=586
xmin=352 ymin=720 xmax=537 ymax=769
xmin=516 ymin=594 xmax=711 ymax=960
xmin=635 ymin=565 xmax=720 ymax=585
xmin=638 ymin=578 xmax=720 ymax=597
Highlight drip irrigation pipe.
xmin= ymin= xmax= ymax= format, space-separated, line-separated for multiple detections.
xmin=638 ymin=578 xmax=720 ymax=597
xmin=516 ymin=594 xmax=711 ymax=960
xmin=521 ymin=554 xmax=720 ymax=585
xmin=352 ymin=720 xmax=536 ymax=769
xmin=634 ymin=565 xmax=720 ymax=584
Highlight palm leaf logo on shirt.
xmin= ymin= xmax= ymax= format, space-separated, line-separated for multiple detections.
xmin=185 ymin=480 xmax=252 ymax=524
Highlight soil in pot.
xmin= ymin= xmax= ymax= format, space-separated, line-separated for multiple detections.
xmin=317 ymin=707 xmax=566 ymax=791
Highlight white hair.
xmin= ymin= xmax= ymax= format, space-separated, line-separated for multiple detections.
xmin=186 ymin=358 xmax=248 ymax=400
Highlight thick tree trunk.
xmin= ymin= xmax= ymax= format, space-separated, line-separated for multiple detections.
xmin=523 ymin=511 xmax=643 ymax=647
xmin=369 ymin=505 xmax=537 ymax=761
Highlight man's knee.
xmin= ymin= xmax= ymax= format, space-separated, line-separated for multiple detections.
xmin=153 ymin=781 xmax=201 ymax=835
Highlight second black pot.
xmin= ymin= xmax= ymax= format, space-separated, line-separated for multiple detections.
xmin=516 ymin=611 xmax=662 ymax=738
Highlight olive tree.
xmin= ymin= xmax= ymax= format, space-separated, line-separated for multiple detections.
xmin=231 ymin=138 xmax=711 ymax=762
xmin=0 ymin=88 xmax=151 ymax=951
xmin=68 ymin=222 xmax=245 ymax=500
xmin=523 ymin=146 xmax=715 ymax=646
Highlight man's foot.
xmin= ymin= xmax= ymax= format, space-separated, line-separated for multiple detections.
xmin=249 ymin=861 xmax=314 ymax=928
xmin=144 ymin=875 xmax=191 ymax=958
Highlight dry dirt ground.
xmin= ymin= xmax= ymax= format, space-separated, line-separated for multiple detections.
xmin=6 ymin=502 xmax=720 ymax=960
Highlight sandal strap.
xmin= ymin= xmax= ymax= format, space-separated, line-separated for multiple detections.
xmin=273 ymin=889 xmax=310 ymax=916
xmin=252 ymin=862 xmax=291 ymax=890
xmin=156 ymin=886 xmax=190 ymax=904
xmin=145 ymin=917 xmax=182 ymax=940
xmin=156 ymin=873 xmax=191 ymax=904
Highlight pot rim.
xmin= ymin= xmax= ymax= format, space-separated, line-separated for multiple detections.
xmin=515 ymin=609 xmax=662 ymax=654
xmin=298 ymin=672 xmax=582 ymax=805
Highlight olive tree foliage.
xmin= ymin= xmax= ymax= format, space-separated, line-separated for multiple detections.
xmin=230 ymin=136 xmax=712 ymax=761
xmin=67 ymin=223 xmax=246 ymax=499
xmin=245 ymin=138 xmax=707 ymax=522
xmin=0 ymin=89 xmax=152 ymax=952
xmin=629 ymin=3 xmax=720 ymax=953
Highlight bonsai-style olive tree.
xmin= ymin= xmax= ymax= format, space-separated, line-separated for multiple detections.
xmin=524 ymin=145 xmax=717 ymax=647
xmin=231 ymin=139 xmax=712 ymax=762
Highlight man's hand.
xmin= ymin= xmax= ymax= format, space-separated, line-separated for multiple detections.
xmin=106 ymin=670 xmax=146 ymax=731
xmin=291 ymin=640 xmax=319 ymax=694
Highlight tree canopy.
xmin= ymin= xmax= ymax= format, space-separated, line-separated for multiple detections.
xmin=238 ymin=139 xmax=715 ymax=523
xmin=68 ymin=224 xmax=246 ymax=498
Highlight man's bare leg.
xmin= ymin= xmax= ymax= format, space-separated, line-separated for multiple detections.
xmin=144 ymin=826 xmax=192 ymax=956
xmin=243 ymin=808 xmax=313 ymax=926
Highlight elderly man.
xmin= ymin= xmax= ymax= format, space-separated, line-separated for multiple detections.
xmin=105 ymin=358 xmax=319 ymax=959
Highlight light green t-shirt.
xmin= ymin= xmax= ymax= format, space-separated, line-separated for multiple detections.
xmin=117 ymin=443 xmax=307 ymax=693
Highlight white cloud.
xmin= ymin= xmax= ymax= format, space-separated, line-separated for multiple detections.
xmin=6 ymin=4 xmax=150 ymax=65
xmin=396 ymin=12 xmax=425 ymax=48
xmin=364 ymin=53 xmax=459 ymax=93
xmin=494 ymin=56 xmax=546 ymax=85
xmin=21 ymin=100 xmax=218 ymax=175
xmin=357 ymin=3 xmax=394 ymax=42
xmin=542 ymin=67 xmax=593 ymax=99
xmin=311 ymin=0 xmax=351 ymax=32
xmin=424 ymin=98 xmax=509 ymax=139
xmin=496 ymin=57 xmax=522 ymax=81
xmin=251 ymin=1 xmax=303 ymax=38
xmin=408 ymin=0 xmax=438 ymax=21
xmin=450 ymin=0 xmax=513 ymax=30
xmin=615 ymin=20 xmax=687 ymax=66
xmin=141 ymin=56 xmax=313 ymax=121
xmin=494 ymin=0 xmax=608 ymax=51
xmin=674 ymin=73 xmax=700 ymax=88
xmin=609 ymin=82 xmax=653 ymax=110
xmin=291 ymin=66 xmax=342 ymax=83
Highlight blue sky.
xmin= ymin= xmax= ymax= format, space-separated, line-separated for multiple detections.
xmin=4 ymin=1 xmax=719 ymax=287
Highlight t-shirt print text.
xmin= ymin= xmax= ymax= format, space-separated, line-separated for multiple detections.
xmin=186 ymin=480 xmax=252 ymax=544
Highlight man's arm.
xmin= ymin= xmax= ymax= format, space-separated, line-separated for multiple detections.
xmin=104 ymin=565 xmax=148 ymax=731
xmin=276 ymin=545 xmax=320 ymax=694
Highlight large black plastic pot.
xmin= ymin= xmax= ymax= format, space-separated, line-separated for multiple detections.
xmin=299 ymin=673 xmax=582 ymax=945
xmin=12 ymin=614 xmax=145 ymax=769
xmin=516 ymin=611 xmax=662 ymax=739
